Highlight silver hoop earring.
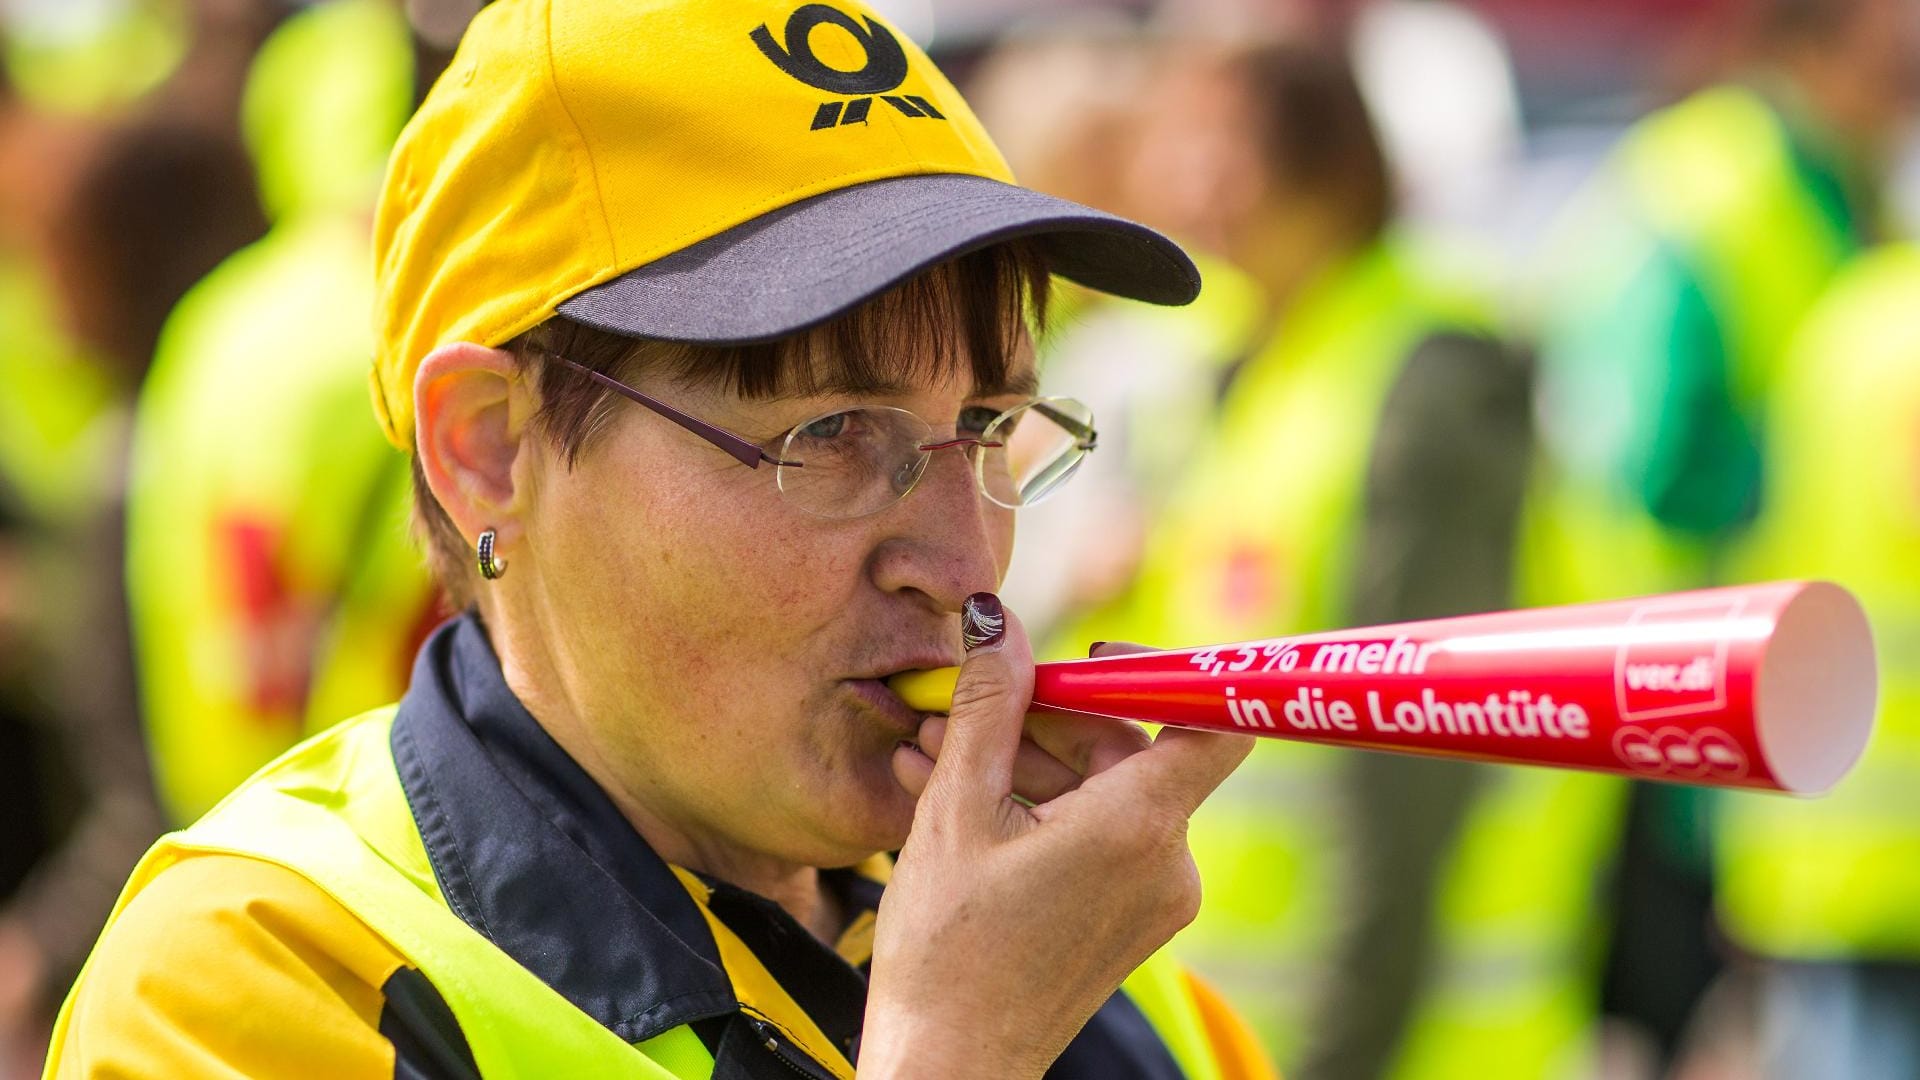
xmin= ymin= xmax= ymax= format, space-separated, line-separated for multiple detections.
xmin=477 ymin=529 xmax=508 ymax=580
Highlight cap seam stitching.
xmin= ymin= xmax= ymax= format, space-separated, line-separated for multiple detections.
xmin=542 ymin=0 xmax=619 ymax=272
xmin=878 ymin=47 xmax=921 ymax=163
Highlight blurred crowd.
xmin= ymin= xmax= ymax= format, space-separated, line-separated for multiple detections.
xmin=0 ymin=0 xmax=1916 ymax=1077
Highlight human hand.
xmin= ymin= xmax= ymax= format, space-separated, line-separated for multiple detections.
xmin=862 ymin=596 xmax=1252 ymax=1078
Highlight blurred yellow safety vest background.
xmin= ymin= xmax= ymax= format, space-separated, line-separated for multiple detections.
xmin=1715 ymin=245 xmax=1920 ymax=958
xmin=1080 ymin=236 xmax=1621 ymax=1076
xmin=1524 ymin=83 xmax=1868 ymax=606
xmin=0 ymin=255 xmax=115 ymax=527
xmin=2 ymin=0 xmax=187 ymax=116
xmin=1014 ymin=253 xmax=1267 ymax=642
xmin=123 ymin=0 xmax=436 ymax=823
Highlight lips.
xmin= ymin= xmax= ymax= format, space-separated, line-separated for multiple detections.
xmin=853 ymin=647 xmax=958 ymax=680
xmin=844 ymin=677 xmax=928 ymax=735
xmin=842 ymin=645 xmax=957 ymax=735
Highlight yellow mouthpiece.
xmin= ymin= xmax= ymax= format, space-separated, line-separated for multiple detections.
xmin=888 ymin=667 xmax=960 ymax=712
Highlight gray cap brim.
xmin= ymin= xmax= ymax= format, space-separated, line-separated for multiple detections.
xmin=555 ymin=173 xmax=1199 ymax=344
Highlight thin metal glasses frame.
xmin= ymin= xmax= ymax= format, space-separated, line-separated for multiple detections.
xmin=550 ymin=354 xmax=799 ymax=469
xmin=545 ymin=353 xmax=1098 ymax=514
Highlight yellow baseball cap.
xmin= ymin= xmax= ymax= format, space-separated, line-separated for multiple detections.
xmin=370 ymin=0 xmax=1200 ymax=449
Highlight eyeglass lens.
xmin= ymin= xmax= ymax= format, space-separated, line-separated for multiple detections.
xmin=773 ymin=398 xmax=1095 ymax=519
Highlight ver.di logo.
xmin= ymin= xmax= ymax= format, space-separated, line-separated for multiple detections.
xmin=750 ymin=4 xmax=948 ymax=130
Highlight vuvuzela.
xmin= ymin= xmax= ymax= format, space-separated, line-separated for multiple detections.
xmin=890 ymin=581 xmax=1877 ymax=795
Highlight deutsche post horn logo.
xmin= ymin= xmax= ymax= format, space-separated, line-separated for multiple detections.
xmin=750 ymin=4 xmax=948 ymax=130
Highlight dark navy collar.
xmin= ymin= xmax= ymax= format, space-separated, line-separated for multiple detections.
xmin=390 ymin=612 xmax=1187 ymax=1079
xmin=391 ymin=612 xmax=736 ymax=1043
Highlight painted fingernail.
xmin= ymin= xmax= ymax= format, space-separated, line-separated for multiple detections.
xmin=1088 ymin=641 xmax=1108 ymax=657
xmin=962 ymin=592 xmax=1005 ymax=652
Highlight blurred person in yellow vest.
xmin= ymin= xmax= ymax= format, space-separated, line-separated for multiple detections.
xmin=966 ymin=26 xmax=1267 ymax=641
xmin=1524 ymin=1 xmax=1913 ymax=1068
xmin=1527 ymin=0 xmax=1910 ymax=606
xmin=1712 ymin=244 xmax=1920 ymax=1080
xmin=125 ymin=0 xmax=445 ymax=827
xmin=1072 ymin=38 xmax=1622 ymax=1079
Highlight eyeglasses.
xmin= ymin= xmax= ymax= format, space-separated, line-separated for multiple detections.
xmin=549 ymin=355 xmax=1097 ymax=520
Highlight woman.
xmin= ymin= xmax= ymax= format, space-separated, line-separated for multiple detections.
xmin=47 ymin=1 xmax=1263 ymax=1076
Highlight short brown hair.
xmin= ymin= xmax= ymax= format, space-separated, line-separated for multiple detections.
xmin=412 ymin=241 xmax=1051 ymax=605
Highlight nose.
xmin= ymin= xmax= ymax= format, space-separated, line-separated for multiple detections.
xmin=868 ymin=439 xmax=1011 ymax=615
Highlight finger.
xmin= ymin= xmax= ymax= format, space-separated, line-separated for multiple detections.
xmin=1036 ymin=641 xmax=1165 ymax=777
xmin=891 ymin=740 xmax=936 ymax=800
xmin=917 ymin=716 xmax=1087 ymax=804
xmin=1136 ymin=722 xmax=1259 ymax=814
xmin=923 ymin=593 xmax=1032 ymax=810
xmin=1124 ymin=726 xmax=1258 ymax=819
xmin=1020 ymin=710 xmax=1154 ymax=781
xmin=1088 ymin=640 xmax=1160 ymax=659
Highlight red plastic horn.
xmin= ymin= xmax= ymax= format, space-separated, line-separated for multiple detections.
xmin=891 ymin=581 xmax=1876 ymax=795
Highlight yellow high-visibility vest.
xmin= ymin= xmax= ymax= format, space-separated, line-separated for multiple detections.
xmin=0 ymin=253 xmax=115 ymax=526
xmin=1523 ymin=84 xmax=1866 ymax=607
xmin=1716 ymin=246 xmax=1920 ymax=959
xmin=47 ymin=707 xmax=1268 ymax=1078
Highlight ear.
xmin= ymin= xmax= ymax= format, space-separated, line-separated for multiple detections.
xmin=414 ymin=341 xmax=535 ymax=546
